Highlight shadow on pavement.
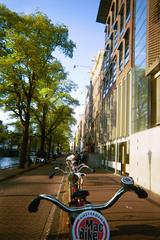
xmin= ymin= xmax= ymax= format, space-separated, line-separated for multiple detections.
xmin=111 ymin=224 xmax=160 ymax=237
xmin=47 ymin=233 xmax=69 ymax=240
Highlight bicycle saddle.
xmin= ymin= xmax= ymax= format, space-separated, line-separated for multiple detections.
xmin=72 ymin=190 xmax=89 ymax=198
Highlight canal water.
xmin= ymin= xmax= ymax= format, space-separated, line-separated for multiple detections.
xmin=0 ymin=157 xmax=19 ymax=169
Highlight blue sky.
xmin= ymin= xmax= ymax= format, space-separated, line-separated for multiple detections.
xmin=0 ymin=0 xmax=105 ymax=127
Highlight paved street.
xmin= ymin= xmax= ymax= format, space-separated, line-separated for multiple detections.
xmin=0 ymin=163 xmax=64 ymax=240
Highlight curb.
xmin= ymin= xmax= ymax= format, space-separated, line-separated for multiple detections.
xmin=46 ymin=176 xmax=70 ymax=239
xmin=0 ymin=163 xmax=47 ymax=182
xmin=40 ymin=175 xmax=66 ymax=240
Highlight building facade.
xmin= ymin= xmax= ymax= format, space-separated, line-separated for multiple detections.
xmin=96 ymin=0 xmax=160 ymax=194
xmin=90 ymin=50 xmax=104 ymax=154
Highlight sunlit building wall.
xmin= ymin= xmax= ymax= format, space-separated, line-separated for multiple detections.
xmin=82 ymin=81 xmax=92 ymax=153
xmin=90 ymin=50 xmax=104 ymax=154
xmin=97 ymin=0 xmax=134 ymax=175
xmin=97 ymin=0 xmax=160 ymax=194
xmin=130 ymin=0 xmax=160 ymax=194
xmin=74 ymin=126 xmax=79 ymax=153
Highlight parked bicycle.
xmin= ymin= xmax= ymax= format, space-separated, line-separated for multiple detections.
xmin=49 ymin=155 xmax=94 ymax=208
xmin=28 ymin=176 xmax=148 ymax=239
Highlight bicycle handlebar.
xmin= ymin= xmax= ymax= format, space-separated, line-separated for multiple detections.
xmin=49 ymin=164 xmax=94 ymax=178
xmin=28 ymin=177 xmax=148 ymax=213
xmin=49 ymin=167 xmax=67 ymax=178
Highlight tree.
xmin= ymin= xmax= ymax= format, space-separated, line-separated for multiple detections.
xmin=0 ymin=5 xmax=76 ymax=168
xmin=0 ymin=122 xmax=9 ymax=145
xmin=32 ymin=103 xmax=77 ymax=157
xmin=30 ymin=58 xmax=78 ymax=157
xmin=51 ymin=122 xmax=74 ymax=154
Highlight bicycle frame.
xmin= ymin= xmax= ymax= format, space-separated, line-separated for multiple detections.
xmin=28 ymin=176 xmax=148 ymax=240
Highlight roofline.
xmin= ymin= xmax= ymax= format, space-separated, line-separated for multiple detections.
xmin=96 ymin=0 xmax=112 ymax=24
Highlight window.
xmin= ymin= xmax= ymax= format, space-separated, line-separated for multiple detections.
xmin=110 ymin=33 xmax=114 ymax=57
xmin=105 ymin=25 xmax=108 ymax=43
xmin=111 ymin=3 xmax=115 ymax=25
xmin=109 ymin=67 xmax=113 ymax=87
xmin=103 ymin=60 xmax=116 ymax=98
xmin=126 ymin=0 xmax=131 ymax=24
xmin=124 ymin=29 xmax=130 ymax=65
xmin=132 ymin=68 xmax=149 ymax=132
xmin=112 ymin=60 xmax=117 ymax=82
xmin=104 ymin=45 xmax=110 ymax=70
xmin=110 ymin=144 xmax=115 ymax=161
xmin=107 ymin=17 xmax=111 ymax=36
xmin=151 ymin=74 xmax=160 ymax=126
xmin=131 ymin=0 xmax=148 ymax=133
xmin=105 ymin=24 xmax=109 ymax=42
xmin=103 ymin=76 xmax=109 ymax=98
xmin=120 ymin=6 xmax=124 ymax=36
xmin=155 ymin=75 xmax=160 ymax=125
xmin=119 ymin=43 xmax=123 ymax=72
xmin=116 ymin=0 xmax=119 ymax=16
xmin=113 ymin=22 xmax=118 ymax=49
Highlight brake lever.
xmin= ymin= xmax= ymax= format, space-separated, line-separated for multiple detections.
xmin=28 ymin=197 xmax=41 ymax=212
xmin=132 ymin=185 xmax=148 ymax=198
xmin=49 ymin=172 xmax=56 ymax=178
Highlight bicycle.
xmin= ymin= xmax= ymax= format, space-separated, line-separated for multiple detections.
xmin=50 ymin=154 xmax=94 ymax=192
xmin=28 ymin=176 xmax=148 ymax=239
xmin=49 ymin=159 xmax=94 ymax=209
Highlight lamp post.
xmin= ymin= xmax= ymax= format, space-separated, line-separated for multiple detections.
xmin=73 ymin=64 xmax=91 ymax=69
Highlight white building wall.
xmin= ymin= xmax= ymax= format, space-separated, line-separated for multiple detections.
xmin=130 ymin=126 xmax=160 ymax=195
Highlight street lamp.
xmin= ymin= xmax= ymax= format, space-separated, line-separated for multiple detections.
xmin=73 ymin=64 xmax=91 ymax=69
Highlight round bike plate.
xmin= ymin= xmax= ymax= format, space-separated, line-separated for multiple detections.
xmin=72 ymin=210 xmax=110 ymax=240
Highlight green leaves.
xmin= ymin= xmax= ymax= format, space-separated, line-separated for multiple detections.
xmin=0 ymin=5 xmax=78 ymax=161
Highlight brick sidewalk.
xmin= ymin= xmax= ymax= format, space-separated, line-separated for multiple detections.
xmin=0 ymin=158 xmax=66 ymax=240
xmin=46 ymin=169 xmax=160 ymax=240
xmin=1 ymin=164 xmax=160 ymax=239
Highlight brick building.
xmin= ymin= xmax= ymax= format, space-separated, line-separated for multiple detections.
xmin=96 ymin=0 xmax=160 ymax=194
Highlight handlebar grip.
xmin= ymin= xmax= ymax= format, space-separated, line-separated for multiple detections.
xmin=49 ymin=172 xmax=56 ymax=178
xmin=28 ymin=197 xmax=41 ymax=212
xmin=132 ymin=186 xmax=148 ymax=198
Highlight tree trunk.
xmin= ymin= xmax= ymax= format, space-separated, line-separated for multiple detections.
xmin=19 ymin=122 xmax=29 ymax=168
xmin=40 ymin=131 xmax=46 ymax=153
xmin=40 ymin=130 xmax=46 ymax=163
xmin=47 ymin=135 xmax=52 ymax=161
xmin=40 ymin=107 xmax=47 ymax=162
